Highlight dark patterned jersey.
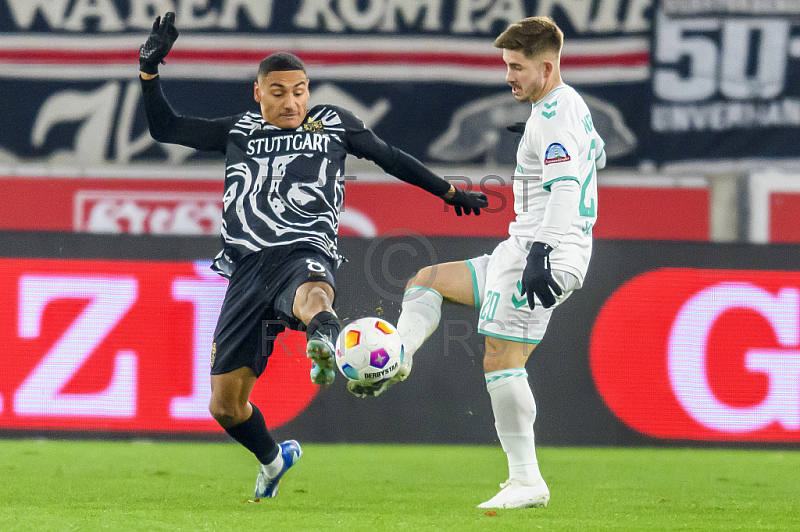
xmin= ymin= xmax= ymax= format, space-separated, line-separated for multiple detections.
xmin=221 ymin=106 xmax=355 ymax=267
xmin=141 ymin=77 xmax=450 ymax=278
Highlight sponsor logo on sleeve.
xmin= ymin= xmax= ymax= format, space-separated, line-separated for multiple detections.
xmin=544 ymin=143 xmax=571 ymax=165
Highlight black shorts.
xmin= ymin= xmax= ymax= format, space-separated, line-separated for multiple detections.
xmin=210 ymin=245 xmax=336 ymax=378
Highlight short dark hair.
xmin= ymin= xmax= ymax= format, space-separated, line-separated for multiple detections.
xmin=258 ymin=53 xmax=307 ymax=77
xmin=494 ymin=17 xmax=563 ymax=59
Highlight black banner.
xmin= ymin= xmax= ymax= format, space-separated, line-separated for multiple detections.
xmin=0 ymin=0 xmax=649 ymax=167
xmin=0 ymin=77 xmax=647 ymax=168
xmin=9 ymin=1 xmax=800 ymax=166
xmin=0 ymin=0 xmax=649 ymax=36
xmin=650 ymin=0 xmax=800 ymax=161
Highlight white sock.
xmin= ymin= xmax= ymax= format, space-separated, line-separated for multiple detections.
xmin=261 ymin=446 xmax=284 ymax=478
xmin=396 ymin=286 xmax=442 ymax=358
xmin=486 ymin=368 xmax=543 ymax=486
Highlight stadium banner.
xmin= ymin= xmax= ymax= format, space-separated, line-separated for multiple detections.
xmin=0 ymin=0 xmax=648 ymax=167
xmin=0 ymin=174 xmax=711 ymax=240
xmin=650 ymin=0 xmax=800 ymax=161
xmin=2 ymin=233 xmax=800 ymax=446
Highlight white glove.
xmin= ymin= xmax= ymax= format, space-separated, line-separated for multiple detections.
xmin=347 ymin=352 xmax=412 ymax=398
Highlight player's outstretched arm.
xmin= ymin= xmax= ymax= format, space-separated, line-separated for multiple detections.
xmin=440 ymin=184 xmax=489 ymax=216
xmin=140 ymin=76 xmax=234 ymax=152
xmin=139 ymin=12 xmax=179 ymax=78
xmin=342 ymin=113 xmax=488 ymax=215
xmin=138 ymin=13 xmax=235 ymax=152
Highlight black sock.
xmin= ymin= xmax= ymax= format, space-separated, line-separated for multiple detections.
xmin=224 ymin=403 xmax=279 ymax=465
xmin=306 ymin=310 xmax=342 ymax=342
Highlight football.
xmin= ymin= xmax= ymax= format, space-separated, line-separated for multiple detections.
xmin=335 ymin=317 xmax=404 ymax=383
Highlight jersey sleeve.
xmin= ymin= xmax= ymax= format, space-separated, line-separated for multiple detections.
xmin=140 ymin=76 xmax=237 ymax=153
xmin=532 ymin=117 xmax=583 ymax=192
xmin=533 ymin=179 xmax=581 ymax=247
xmin=335 ymin=106 xmax=450 ymax=197
xmin=594 ymin=128 xmax=606 ymax=170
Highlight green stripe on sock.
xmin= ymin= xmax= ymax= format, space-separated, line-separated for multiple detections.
xmin=403 ymin=286 xmax=442 ymax=299
xmin=484 ymin=368 xmax=528 ymax=385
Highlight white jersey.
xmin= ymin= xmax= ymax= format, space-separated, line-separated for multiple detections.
xmin=509 ymin=84 xmax=604 ymax=284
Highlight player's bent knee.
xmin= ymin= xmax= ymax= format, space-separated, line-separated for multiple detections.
xmin=208 ymin=398 xmax=248 ymax=427
xmin=406 ymin=266 xmax=436 ymax=291
xmin=307 ymin=285 xmax=332 ymax=304
xmin=294 ymin=282 xmax=334 ymax=322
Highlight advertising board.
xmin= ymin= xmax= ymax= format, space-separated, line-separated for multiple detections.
xmin=2 ymin=234 xmax=798 ymax=446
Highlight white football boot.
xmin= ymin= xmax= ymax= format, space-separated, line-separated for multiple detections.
xmin=254 ymin=440 xmax=303 ymax=499
xmin=477 ymin=478 xmax=550 ymax=509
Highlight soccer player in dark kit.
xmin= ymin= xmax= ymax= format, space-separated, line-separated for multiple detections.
xmin=139 ymin=13 xmax=488 ymax=499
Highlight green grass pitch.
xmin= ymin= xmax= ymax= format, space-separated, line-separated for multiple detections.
xmin=0 ymin=439 xmax=798 ymax=531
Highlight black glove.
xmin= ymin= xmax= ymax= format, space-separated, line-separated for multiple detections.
xmin=442 ymin=187 xmax=489 ymax=216
xmin=139 ymin=12 xmax=179 ymax=75
xmin=520 ymin=242 xmax=563 ymax=309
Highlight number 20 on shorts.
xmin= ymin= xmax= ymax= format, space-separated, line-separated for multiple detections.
xmin=480 ymin=291 xmax=500 ymax=321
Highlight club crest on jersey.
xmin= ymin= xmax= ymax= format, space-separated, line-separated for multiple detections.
xmin=303 ymin=118 xmax=324 ymax=133
xmin=544 ymin=143 xmax=571 ymax=165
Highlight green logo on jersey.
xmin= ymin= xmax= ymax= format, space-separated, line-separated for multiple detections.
xmin=516 ymin=163 xmax=524 ymax=173
xmin=542 ymin=101 xmax=557 ymax=119
xmin=511 ymin=281 xmax=528 ymax=309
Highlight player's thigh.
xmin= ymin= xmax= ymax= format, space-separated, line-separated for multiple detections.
xmin=483 ymin=335 xmax=536 ymax=373
xmin=211 ymin=254 xmax=275 ymax=379
xmin=210 ymin=366 xmax=257 ymax=401
xmin=408 ymin=260 xmax=475 ymax=306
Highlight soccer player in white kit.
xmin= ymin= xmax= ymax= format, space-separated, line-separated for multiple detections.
xmin=348 ymin=17 xmax=605 ymax=509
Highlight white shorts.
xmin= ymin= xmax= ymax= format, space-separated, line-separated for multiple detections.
xmin=466 ymin=236 xmax=581 ymax=344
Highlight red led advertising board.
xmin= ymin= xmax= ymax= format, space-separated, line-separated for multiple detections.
xmin=5 ymin=242 xmax=800 ymax=445
xmin=0 ymin=258 xmax=319 ymax=433
xmin=590 ymin=268 xmax=800 ymax=442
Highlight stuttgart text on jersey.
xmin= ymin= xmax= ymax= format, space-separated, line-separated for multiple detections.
xmin=221 ymin=106 xmax=348 ymax=261
xmin=246 ymin=134 xmax=331 ymax=155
